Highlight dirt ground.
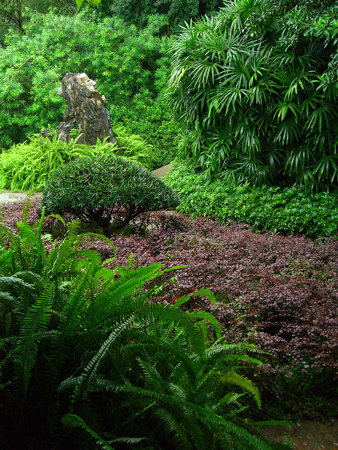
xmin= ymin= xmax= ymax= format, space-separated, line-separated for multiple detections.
xmin=0 ymin=191 xmax=42 ymax=204
xmin=261 ymin=420 xmax=338 ymax=449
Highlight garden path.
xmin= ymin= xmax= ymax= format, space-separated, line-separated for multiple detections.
xmin=261 ymin=420 xmax=338 ymax=449
xmin=0 ymin=191 xmax=42 ymax=204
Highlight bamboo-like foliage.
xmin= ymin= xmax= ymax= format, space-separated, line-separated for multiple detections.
xmin=0 ymin=128 xmax=156 ymax=192
xmin=0 ymin=213 xmax=289 ymax=449
xmin=167 ymin=0 xmax=337 ymax=190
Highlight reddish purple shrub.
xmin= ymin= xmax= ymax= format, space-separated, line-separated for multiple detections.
xmin=1 ymin=200 xmax=337 ymax=416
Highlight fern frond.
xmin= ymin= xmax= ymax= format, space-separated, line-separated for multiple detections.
xmin=187 ymin=310 xmax=222 ymax=339
xmin=15 ymin=283 xmax=55 ymax=392
xmin=62 ymin=414 xmax=114 ymax=450
xmin=221 ymin=371 xmax=261 ymax=408
xmin=0 ymin=291 xmax=20 ymax=320
xmin=71 ymin=315 xmax=135 ymax=403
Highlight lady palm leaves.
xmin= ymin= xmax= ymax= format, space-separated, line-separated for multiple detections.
xmin=167 ymin=0 xmax=337 ymax=190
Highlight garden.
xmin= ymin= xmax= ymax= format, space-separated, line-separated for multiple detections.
xmin=0 ymin=0 xmax=337 ymax=449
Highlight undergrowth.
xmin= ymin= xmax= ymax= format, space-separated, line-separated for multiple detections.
xmin=0 ymin=128 xmax=156 ymax=192
xmin=165 ymin=164 xmax=337 ymax=238
xmin=0 ymin=207 xmax=292 ymax=449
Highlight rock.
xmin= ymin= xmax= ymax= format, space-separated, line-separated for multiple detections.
xmin=56 ymin=73 xmax=118 ymax=146
xmin=40 ymin=128 xmax=53 ymax=140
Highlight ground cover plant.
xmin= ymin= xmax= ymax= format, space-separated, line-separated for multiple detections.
xmin=167 ymin=0 xmax=337 ymax=190
xmin=165 ymin=164 xmax=338 ymax=238
xmin=0 ymin=209 xmax=291 ymax=449
xmin=1 ymin=200 xmax=337 ymax=421
xmin=42 ymin=155 xmax=180 ymax=234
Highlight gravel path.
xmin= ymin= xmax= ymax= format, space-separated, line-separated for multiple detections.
xmin=0 ymin=191 xmax=42 ymax=204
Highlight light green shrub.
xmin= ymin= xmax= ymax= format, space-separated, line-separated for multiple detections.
xmin=0 ymin=10 xmax=175 ymax=162
xmin=0 ymin=128 xmax=156 ymax=192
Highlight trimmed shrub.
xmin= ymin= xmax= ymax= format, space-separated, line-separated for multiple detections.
xmin=42 ymin=155 xmax=179 ymax=232
xmin=165 ymin=164 xmax=338 ymax=238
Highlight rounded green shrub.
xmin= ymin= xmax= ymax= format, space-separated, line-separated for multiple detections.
xmin=42 ymin=155 xmax=180 ymax=233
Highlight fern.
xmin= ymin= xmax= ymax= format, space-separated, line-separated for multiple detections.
xmin=70 ymin=315 xmax=136 ymax=404
xmin=62 ymin=414 xmax=114 ymax=450
xmin=0 ymin=215 xmax=286 ymax=449
xmin=15 ymin=283 xmax=55 ymax=393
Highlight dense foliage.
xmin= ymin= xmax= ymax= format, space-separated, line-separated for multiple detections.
xmin=95 ymin=0 xmax=223 ymax=31
xmin=165 ymin=164 xmax=338 ymax=237
xmin=0 ymin=0 xmax=76 ymax=43
xmin=0 ymin=10 xmax=175 ymax=160
xmin=0 ymin=130 xmax=156 ymax=192
xmin=167 ymin=0 xmax=337 ymax=190
xmin=0 ymin=213 xmax=287 ymax=449
xmin=2 ymin=200 xmax=337 ymax=420
xmin=42 ymin=155 xmax=180 ymax=233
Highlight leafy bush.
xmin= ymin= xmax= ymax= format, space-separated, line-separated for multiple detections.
xmin=112 ymin=124 xmax=156 ymax=168
xmin=0 ymin=10 xmax=175 ymax=163
xmin=111 ymin=98 xmax=179 ymax=168
xmin=167 ymin=0 xmax=337 ymax=190
xmin=0 ymin=213 xmax=284 ymax=449
xmin=165 ymin=164 xmax=338 ymax=238
xmin=42 ymin=155 xmax=180 ymax=233
xmin=0 ymin=129 xmax=156 ymax=192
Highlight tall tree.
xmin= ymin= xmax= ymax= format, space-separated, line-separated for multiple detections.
xmin=0 ymin=0 xmax=25 ymax=34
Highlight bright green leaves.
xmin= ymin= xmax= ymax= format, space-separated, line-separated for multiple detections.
xmin=0 ymin=130 xmax=158 ymax=192
xmin=0 ymin=10 xmax=171 ymax=151
xmin=75 ymin=0 xmax=102 ymax=8
xmin=165 ymin=163 xmax=338 ymax=237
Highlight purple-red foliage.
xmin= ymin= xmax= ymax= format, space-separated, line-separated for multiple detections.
xmin=2 ymin=201 xmax=337 ymax=379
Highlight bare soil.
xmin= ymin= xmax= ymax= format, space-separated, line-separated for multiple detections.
xmin=261 ymin=420 xmax=338 ymax=449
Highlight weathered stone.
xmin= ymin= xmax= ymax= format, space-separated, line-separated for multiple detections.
xmin=56 ymin=73 xmax=118 ymax=146
xmin=40 ymin=128 xmax=53 ymax=140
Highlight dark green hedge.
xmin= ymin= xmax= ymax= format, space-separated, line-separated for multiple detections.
xmin=43 ymin=155 xmax=179 ymax=233
xmin=165 ymin=164 xmax=337 ymax=238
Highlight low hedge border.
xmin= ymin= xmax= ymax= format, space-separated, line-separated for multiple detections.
xmin=165 ymin=164 xmax=337 ymax=238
